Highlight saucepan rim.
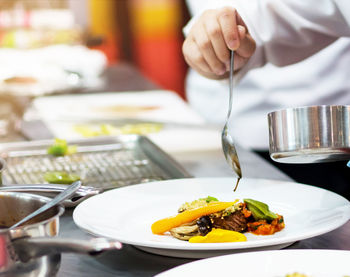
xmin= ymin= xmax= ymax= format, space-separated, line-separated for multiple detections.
xmin=267 ymin=104 xmax=350 ymax=116
xmin=0 ymin=191 xmax=64 ymax=232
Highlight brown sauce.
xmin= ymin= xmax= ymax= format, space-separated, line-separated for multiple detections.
xmin=233 ymin=177 xmax=241 ymax=192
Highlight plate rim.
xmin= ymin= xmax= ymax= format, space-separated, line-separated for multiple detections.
xmin=73 ymin=177 xmax=350 ymax=251
xmin=155 ymin=249 xmax=350 ymax=276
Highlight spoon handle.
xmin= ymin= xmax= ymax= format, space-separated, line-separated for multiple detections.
xmin=10 ymin=180 xmax=82 ymax=229
xmin=227 ymin=50 xmax=234 ymax=120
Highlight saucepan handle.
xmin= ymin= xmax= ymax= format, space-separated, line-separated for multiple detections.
xmin=12 ymin=237 xmax=122 ymax=262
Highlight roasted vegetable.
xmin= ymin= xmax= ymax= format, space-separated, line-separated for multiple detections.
xmin=196 ymin=216 xmax=212 ymax=235
xmin=243 ymin=198 xmax=277 ymax=221
xmin=169 ymin=221 xmax=199 ymax=240
xmin=151 ymin=201 xmax=237 ymax=235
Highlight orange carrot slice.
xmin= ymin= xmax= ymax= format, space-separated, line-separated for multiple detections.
xmin=151 ymin=201 xmax=237 ymax=235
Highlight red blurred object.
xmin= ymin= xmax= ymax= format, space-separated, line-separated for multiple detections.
xmin=0 ymin=236 xmax=7 ymax=268
xmin=129 ymin=0 xmax=188 ymax=99
xmin=133 ymin=36 xmax=186 ymax=98
xmin=88 ymin=33 xmax=120 ymax=65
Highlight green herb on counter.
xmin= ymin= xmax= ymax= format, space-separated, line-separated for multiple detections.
xmin=47 ymin=138 xmax=77 ymax=156
xmin=44 ymin=171 xmax=81 ymax=184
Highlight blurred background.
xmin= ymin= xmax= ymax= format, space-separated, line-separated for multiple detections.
xmin=0 ymin=0 xmax=222 ymax=154
xmin=0 ymin=0 xmax=198 ymax=143
xmin=0 ymin=0 xmax=189 ymax=98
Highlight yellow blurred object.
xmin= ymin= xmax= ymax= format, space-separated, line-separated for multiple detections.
xmin=130 ymin=0 xmax=181 ymax=37
xmin=73 ymin=123 xmax=163 ymax=137
xmin=88 ymin=0 xmax=119 ymax=62
xmin=88 ymin=0 xmax=118 ymax=37
xmin=189 ymin=228 xmax=247 ymax=243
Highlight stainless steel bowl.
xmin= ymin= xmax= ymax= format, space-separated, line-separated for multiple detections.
xmin=268 ymin=105 xmax=350 ymax=163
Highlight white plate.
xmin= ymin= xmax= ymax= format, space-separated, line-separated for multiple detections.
xmin=156 ymin=249 xmax=350 ymax=276
xmin=73 ymin=178 xmax=350 ymax=258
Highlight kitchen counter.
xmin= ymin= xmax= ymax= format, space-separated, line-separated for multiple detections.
xmin=4 ymin=63 xmax=350 ymax=276
xmin=57 ymin=145 xmax=350 ymax=277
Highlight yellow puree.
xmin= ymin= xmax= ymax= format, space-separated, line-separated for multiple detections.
xmin=189 ymin=228 xmax=247 ymax=243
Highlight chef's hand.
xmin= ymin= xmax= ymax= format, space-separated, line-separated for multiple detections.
xmin=182 ymin=7 xmax=256 ymax=80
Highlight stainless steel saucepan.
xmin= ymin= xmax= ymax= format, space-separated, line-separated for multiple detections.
xmin=0 ymin=191 xmax=122 ymax=277
xmin=268 ymin=105 xmax=350 ymax=163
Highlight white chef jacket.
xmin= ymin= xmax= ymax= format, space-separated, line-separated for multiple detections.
xmin=184 ymin=0 xmax=350 ymax=150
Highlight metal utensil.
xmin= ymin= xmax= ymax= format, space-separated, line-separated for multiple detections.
xmin=268 ymin=105 xmax=350 ymax=163
xmin=0 ymin=135 xmax=191 ymax=188
xmin=221 ymin=51 xmax=242 ymax=190
xmin=9 ymin=180 xmax=81 ymax=229
xmin=0 ymin=183 xmax=101 ymax=207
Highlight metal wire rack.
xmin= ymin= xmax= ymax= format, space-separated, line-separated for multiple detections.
xmin=0 ymin=135 xmax=191 ymax=189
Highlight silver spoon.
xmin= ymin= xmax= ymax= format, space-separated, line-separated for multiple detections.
xmin=9 ymin=180 xmax=82 ymax=229
xmin=221 ymin=51 xmax=242 ymax=191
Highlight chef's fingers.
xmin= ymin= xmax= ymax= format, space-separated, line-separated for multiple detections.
xmin=235 ymin=25 xmax=256 ymax=59
xmin=183 ymin=36 xmax=212 ymax=74
xmin=203 ymin=12 xmax=231 ymax=70
xmin=217 ymin=7 xmax=240 ymax=51
xmin=183 ymin=37 xmax=229 ymax=80
xmin=193 ymin=21 xmax=226 ymax=75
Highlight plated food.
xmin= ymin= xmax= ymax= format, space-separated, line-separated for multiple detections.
xmin=73 ymin=177 xmax=350 ymax=258
xmin=152 ymin=196 xmax=285 ymax=243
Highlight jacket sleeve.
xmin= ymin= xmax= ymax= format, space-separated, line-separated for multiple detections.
xmin=183 ymin=0 xmax=350 ymax=82
xmin=233 ymin=0 xmax=350 ymax=80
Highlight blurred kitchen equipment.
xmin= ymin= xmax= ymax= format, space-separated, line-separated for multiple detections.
xmin=221 ymin=51 xmax=242 ymax=190
xmin=0 ymin=94 xmax=26 ymax=139
xmin=27 ymin=90 xmax=222 ymax=153
xmin=0 ymin=157 xmax=5 ymax=185
xmin=268 ymin=105 xmax=350 ymax=163
xmin=0 ymin=135 xmax=191 ymax=188
xmin=0 ymin=191 xmax=122 ymax=276
xmin=0 ymin=46 xmax=106 ymax=97
xmin=9 ymin=180 xmax=81 ymax=229
xmin=0 ymin=183 xmax=100 ymax=207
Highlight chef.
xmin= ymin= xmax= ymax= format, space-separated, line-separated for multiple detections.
xmin=183 ymin=0 xmax=350 ymax=199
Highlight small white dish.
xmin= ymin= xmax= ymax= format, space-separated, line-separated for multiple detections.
xmin=73 ymin=177 xmax=350 ymax=258
xmin=156 ymin=249 xmax=350 ymax=276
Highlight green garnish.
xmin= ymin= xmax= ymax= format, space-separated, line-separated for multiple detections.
xmin=44 ymin=171 xmax=81 ymax=184
xmin=47 ymin=138 xmax=77 ymax=156
xmin=244 ymin=198 xmax=278 ymax=221
xmin=200 ymin=196 xmax=219 ymax=203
